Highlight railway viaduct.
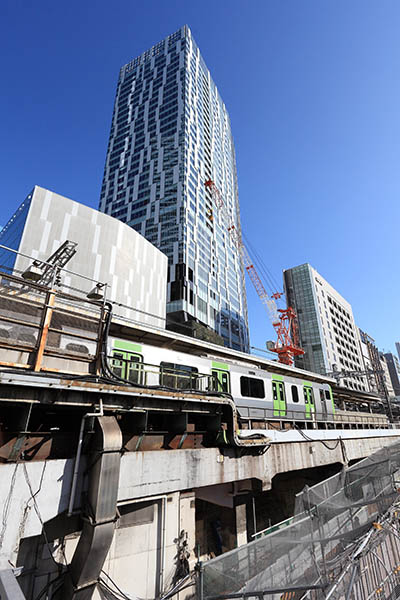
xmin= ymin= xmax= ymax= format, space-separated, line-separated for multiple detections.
xmin=0 ymin=273 xmax=399 ymax=599
xmin=1 ymin=385 xmax=399 ymax=600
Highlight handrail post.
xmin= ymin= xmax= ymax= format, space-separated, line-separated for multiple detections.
xmin=34 ymin=289 xmax=55 ymax=372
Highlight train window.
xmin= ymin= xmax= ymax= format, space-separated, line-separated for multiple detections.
xmin=160 ymin=362 xmax=198 ymax=390
xmin=111 ymin=351 xmax=143 ymax=384
xmin=240 ymin=376 xmax=265 ymax=398
xmin=111 ymin=352 xmax=124 ymax=379
xmin=126 ymin=354 xmax=143 ymax=385
xmin=291 ymin=385 xmax=299 ymax=403
xmin=325 ymin=390 xmax=331 ymax=400
xmin=211 ymin=369 xmax=230 ymax=393
xmin=303 ymin=387 xmax=314 ymax=404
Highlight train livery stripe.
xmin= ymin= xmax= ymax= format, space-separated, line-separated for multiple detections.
xmin=113 ymin=339 xmax=143 ymax=353
xmin=212 ymin=361 xmax=230 ymax=371
xmin=272 ymin=374 xmax=284 ymax=381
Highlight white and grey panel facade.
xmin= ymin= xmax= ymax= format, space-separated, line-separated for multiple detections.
xmin=0 ymin=186 xmax=168 ymax=328
xmin=99 ymin=26 xmax=249 ymax=351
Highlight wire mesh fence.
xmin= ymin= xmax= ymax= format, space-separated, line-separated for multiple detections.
xmin=199 ymin=440 xmax=400 ymax=600
xmin=0 ymin=260 xmax=105 ymax=374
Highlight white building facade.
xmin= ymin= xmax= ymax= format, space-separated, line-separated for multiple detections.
xmin=284 ymin=263 xmax=366 ymax=391
xmin=99 ymin=26 xmax=249 ymax=351
xmin=0 ymin=186 xmax=168 ymax=328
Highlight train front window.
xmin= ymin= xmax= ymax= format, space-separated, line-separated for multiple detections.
xmin=127 ymin=355 xmax=142 ymax=385
xmin=111 ymin=352 xmax=124 ymax=379
xmin=240 ymin=376 xmax=265 ymax=398
xmin=160 ymin=362 xmax=198 ymax=390
xmin=111 ymin=350 xmax=143 ymax=384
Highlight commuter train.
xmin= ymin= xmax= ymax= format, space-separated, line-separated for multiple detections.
xmin=107 ymin=334 xmax=388 ymax=431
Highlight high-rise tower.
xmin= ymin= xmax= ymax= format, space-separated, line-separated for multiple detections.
xmin=99 ymin=26 xmax=249 ymax=351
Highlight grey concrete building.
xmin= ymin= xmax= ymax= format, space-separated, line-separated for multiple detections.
xmin=0 ymin=185 xmax=168 ymax=328
xmin=384 ymin=352 xmax=400 ymax=397
xmin=99 ymin=26 xmax=249 ymax=351
xmin=358 ymin=328 xmax=379 ymax=394
xmin=396 ymin=342 xmax=400 ymax=362
xmin=379 ymin=352 xmax=395 ymax=398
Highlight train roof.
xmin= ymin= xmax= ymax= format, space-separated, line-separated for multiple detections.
xmin=110 ymin=312 xmax=336 ymax=386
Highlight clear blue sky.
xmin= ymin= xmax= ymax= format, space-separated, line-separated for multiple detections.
xmin=1 ymin=0 xmax=399 ymax=354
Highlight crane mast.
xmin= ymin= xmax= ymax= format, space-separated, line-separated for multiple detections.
xmin=205 ymin=179 xmax=304 ymax=366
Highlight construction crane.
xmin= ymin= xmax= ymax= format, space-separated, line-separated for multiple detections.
xmin=204 ymin=179 xmax=304 ymax=366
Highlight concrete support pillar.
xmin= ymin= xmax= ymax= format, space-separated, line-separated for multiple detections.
xmin=235 ymin=503 xmax=247 ymax=547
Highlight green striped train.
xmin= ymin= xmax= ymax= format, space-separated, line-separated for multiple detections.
xmin=108 ymin=336 xmax=341 ymax=429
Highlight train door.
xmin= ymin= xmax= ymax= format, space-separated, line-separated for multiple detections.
xmin=111 ymin=340 xmax=143 ymax=385
xmin=272 ymin=377 xmax=287 ymax=417
xmin=326 ymin=386 xmax=335 ymax=414
xmin=303 ymin=384 xmax=315 ymax=420
xmin=211 ymin=361 xmax=230 ymax=393
xmin=319 ymin=389 xmax=328 ymax=420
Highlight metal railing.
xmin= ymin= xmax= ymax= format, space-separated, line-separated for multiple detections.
xmin=239 ymin=407 xmax=389 ymax=429
xmin=0 ymin=270 xmax=105 ymax=374
xmin=197 ymin=440 xmax=400 ymax=600
xmin=108 ymin=354 xmax=225 ymax=393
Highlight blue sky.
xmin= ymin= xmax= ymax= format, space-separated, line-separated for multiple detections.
xmin=1 ymin=0 xmax=399 ymax=354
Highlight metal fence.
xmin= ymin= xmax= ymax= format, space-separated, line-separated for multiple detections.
xmin=0 ymin=269 xmax=105 ymax=374
xmin=198 ymin=440 xmax=400 ymax=600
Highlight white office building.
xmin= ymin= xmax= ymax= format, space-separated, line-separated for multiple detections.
xmin=284 ymin=263 xmax=366 ymax=391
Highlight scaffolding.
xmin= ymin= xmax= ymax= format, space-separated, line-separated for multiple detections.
xmin=198 ymin=440 xmax=400 ymax=600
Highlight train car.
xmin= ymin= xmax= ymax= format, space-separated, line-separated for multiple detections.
xmin=107 ymin=334 xmax=387 ymax=432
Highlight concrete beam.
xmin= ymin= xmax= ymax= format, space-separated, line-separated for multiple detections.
xmin=118 ymin=434 xmax=400 ymax=499
xmin=1 ymin=433 xmax=398 ymax=569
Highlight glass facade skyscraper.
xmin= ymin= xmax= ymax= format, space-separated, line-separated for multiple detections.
xmin=284 ymin=263 xmax=367 ymax=391
xmin=99 ymin=26 xmax=249 ymax=351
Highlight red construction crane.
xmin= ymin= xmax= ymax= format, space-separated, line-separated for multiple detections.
xmin=204 ymin=179 xmax=304 ymax=366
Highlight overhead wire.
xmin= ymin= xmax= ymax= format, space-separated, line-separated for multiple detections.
xmin=242 ymin=232 xmax=281 ymax=296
